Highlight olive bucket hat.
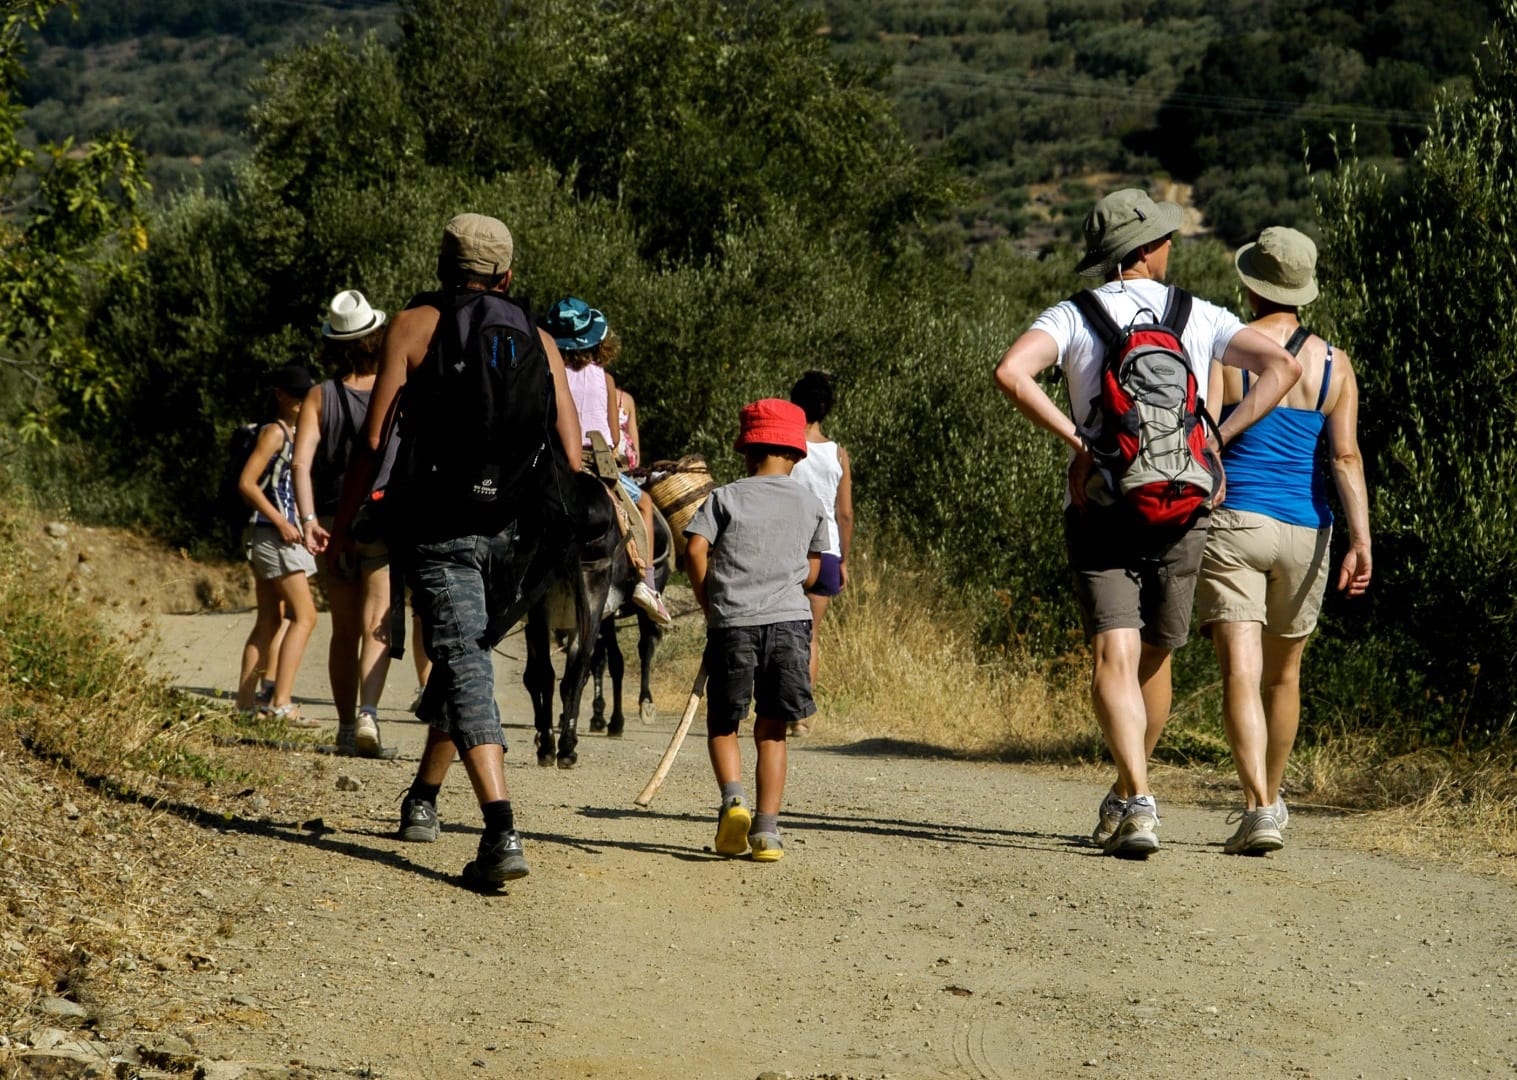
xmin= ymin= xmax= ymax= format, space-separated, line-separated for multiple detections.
xmin=1234 ymin=226 xmax=1319 ymax=307
xmin=1075 ymin=188 xmax=1184 ymax=278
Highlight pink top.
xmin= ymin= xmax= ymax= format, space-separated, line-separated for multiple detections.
xmin=616 ymin=391 xmax=638 ymax=468
xmin=565 ymin=365 xmax=612 ymax=447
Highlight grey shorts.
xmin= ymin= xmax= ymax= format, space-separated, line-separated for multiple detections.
xmin=316 ymin=515 xmax=388 ymax=582
xmin=406 ymin=534 xmax=516 ymax=752
xmin=704 ymin=620 xmax=815 ymax=736
xmin=1063 ymin=507 xmax=1209 ymax=651
xmin=247 ymin=525 xmax=318 ymax=581
xmin=1198 ymin=508 xmax=1332 ymax=638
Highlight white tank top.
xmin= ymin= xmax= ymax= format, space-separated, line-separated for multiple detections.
xmin=565 ymin=365 xmax=612 ymax=446
xmin=789 ymin=439 xmax=842 ymax=555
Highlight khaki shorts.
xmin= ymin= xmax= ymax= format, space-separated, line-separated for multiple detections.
xmin=1064 ymin=506 xmax=1209 ymax=651
xmin=1197 ymin=507 xmax=1331 ymax=638
xmin=248 ymin=525 xmax=318 ymax=581
xmin=316 ymin=515 xmax=389 ymax=582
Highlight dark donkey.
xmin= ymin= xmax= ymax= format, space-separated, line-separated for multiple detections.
xmin=588 ymin=513 xmax=672 ymax=734
xmin=523 ymin=472 xmax=671 ymax=767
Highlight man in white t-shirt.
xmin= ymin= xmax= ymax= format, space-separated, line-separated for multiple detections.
xmin=993 ymin=188 xmax=1301 ymax=857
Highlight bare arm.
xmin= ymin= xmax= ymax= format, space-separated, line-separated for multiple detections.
xmin=622 ymin=389 xmax=641 ymax=464
xmin=541 ymin=329 xmax=582 ymax=470
xmin=993 ymin=328 xmax=1095 ymax=507
xmin=290 ymin=385 xmax=326 ymax=552
xmin=1325 ymin=350 xmax=1372 ymax=595
xmin=238 ymin=424 xmax=301 ymax=544
xmin=685 ymin=533 xmax=711 ymax=615
xmin=835 ymin=444 xmax=854 ymax=587
xmin=1215 ymin=327 xmax=1302 ymax=448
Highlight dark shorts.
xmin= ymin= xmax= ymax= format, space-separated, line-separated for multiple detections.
xmin=703 ymin=620 xmax=815 ymax=736
xmin=406 ymin=533 xmax=516 ymax=752
xmin=807 ymin=553 xmax=844 ymax=598
xmin=1063 ymin=506 xmax=1210 ymax=651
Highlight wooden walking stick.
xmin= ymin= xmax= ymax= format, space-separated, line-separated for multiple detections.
xmin=635 ymin=662 xmax=708 ymax=807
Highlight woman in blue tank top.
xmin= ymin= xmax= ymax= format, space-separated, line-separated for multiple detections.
xmin=1198 ymin=227 xmax=1373 ymax=855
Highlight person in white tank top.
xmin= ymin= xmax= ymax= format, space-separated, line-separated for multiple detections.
xmin=543 ymin=297 xmax=670 ymax=626
xmin=787 ymin=370 xmax=854 ymax=734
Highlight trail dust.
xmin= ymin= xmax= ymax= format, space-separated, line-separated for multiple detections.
xmin=11 ymin=526 xmax=1517 ymax=1078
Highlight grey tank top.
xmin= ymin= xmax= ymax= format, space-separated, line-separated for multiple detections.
xmin=313 ymin=379 xmax=399 ymax=514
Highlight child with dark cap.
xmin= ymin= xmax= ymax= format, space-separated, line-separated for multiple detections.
xmin=683 ymin=399 xmax=829 ymax=862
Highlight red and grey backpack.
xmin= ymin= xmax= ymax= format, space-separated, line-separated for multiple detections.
xmin=1069 ymin=286 xmax=1220 ymax=527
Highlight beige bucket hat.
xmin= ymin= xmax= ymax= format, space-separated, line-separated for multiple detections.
xmin=439 ymin=213 xmax=514 ymax=277
xmin=1235 ymin=226 xmax=1319 ymax=306
xmin=1075 ymin=188 xmax=1184 ymax=278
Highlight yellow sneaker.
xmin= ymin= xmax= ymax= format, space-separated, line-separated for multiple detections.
xmin=714 ymin=797 xmax=752 ymax=856
xmin=748 ymin=831 xmax=785 ymax=862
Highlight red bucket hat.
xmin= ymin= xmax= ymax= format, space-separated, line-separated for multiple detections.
xmin=733 ymin=398 xmax=808 ymax=458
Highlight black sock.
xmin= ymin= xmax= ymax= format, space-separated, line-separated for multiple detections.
xmin=482 ymin=799 xmax=514 ymax=835
xmin=409 ymin=781 xmax=441 ymax=807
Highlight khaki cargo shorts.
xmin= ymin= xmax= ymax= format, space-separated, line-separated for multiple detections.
xmin=1197 ymin=507 xmax=1331 ymax=638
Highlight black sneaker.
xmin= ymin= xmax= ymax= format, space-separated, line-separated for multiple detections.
xmin=399 ymin=796 xmax=440 ymax=842
xmin=463 ymin=830 xmax=530 ymax=886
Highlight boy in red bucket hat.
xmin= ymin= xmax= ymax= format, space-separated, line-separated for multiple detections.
xmin=683 ymin=399 xmax=829 ymax=862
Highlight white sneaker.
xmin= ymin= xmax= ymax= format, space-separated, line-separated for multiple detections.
xmin=1223 ymin=806 xmax=1284 ymax=855
xmin=1103 ymin=794 xmax=1160 ymax=857
xmin=355 ymin=708 xmax=381 ymax=757
xmin=632 ymin=582 xmax=673 ymax=627
xmin=1271 ymin=796 xmax=1289 ymax=829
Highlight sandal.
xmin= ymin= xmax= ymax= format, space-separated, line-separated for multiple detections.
xmin=271 ymin=704 xmax=322 ymax=729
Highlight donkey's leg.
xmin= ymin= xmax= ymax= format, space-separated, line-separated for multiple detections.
xmin=637 ymin=611 xmax=663 ymax=726
xmin=589 ymin=622 xmax=610 ymax=733
xmin=523 ymin=604 xmax=557 ymax=767
xmin=556 ymin=575 xmax=602 ymax=769
xmin=605 ymin=616 xmax=628 ymax=737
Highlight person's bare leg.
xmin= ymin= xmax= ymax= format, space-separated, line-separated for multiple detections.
xmin=411 ymin=611 xmax=432 ymax=701
xmin=708 ymin=729 xmax=742 ymax=787
xmin=263 ymin=604 xmax=288 ymax=698
xmin=325 ymin=573 xmax=361 ymax=727
xmin=414 ymin=726 xmax=456 ymax=786
xmin=1090 ymin=628 xmax=1151 ymax=797
xmin=358 ymin=562 xmax=393 ymax=711
xmin=805 ymin=593 xmax=831 ymax=688
xmin=1261 ymin=633 xmax=1309 ymax=805
xmin=269 ymin=571 xmax=318 ymax=709
xmin=753 ymin=715 xmax=788 ymax=815
xmin=1213 ymin=621 xmax=1269 ymax=809
xmin=459 ymin=741 xmax=507 ymax=806
xmin=236 ymin=578 xmax=283 ymax=708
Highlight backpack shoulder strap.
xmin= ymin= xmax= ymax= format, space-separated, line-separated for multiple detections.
xmin=1068 ymin=288 xmax=1123 ymax=350
xmin=1159 ymin=286 xmax=1193 ymax=339
xmin=332 ymin=379 xmax=357 ymax=440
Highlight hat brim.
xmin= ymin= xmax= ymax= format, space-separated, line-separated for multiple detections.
xmin=1075 ymin=201 xmax=1185 ymax=278
xmin=322 ymin=309 xmax=388 ymax=340
xmin=550 ymin=313 xmax=609 ymax=352
xmin=733 ymin=429 xmax=808 ymax=458
xmin=1234 ymin=244 xmax=1319 ymax=306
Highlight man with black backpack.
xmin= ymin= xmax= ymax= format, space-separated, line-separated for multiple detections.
xmin=993 ymin=188 xmax=1301 ymax=858
xmin=334 ymin=212 xmax=582 ymax=887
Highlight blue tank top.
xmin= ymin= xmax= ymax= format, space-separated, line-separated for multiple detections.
xmin=1220 ymin=349 xmax=1334 ymax=529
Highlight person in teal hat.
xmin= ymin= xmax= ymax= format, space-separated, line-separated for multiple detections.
xmin=543 ymin=297 xmax=671 ymax=626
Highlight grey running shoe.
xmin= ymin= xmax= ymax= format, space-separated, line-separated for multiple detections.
xmin=1223 ymin=807 xmax=1284 ymax=855
xmin=465 ymin=830 xmax=530 ymax=885
xmin=1103 ymin=794 xmax=1160 ymax=857
xmin=1272 ymin=796 xmax=1289 ymax=829
xmin=1092 ymin=788 xmax=1127 ymax=845
xmin=399 ymin=796 xmax=440 ymax=843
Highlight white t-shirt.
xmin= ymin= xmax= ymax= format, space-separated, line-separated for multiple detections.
xmin=1029 ymin=278 xmax=1244 ymax=439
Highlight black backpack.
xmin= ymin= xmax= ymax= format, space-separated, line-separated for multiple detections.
xmin=216 ymin=421 xmax=261 ymax=543
xmin=387 ymin=289 xmax=584 ymax=648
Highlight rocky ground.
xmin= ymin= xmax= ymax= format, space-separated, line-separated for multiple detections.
xmin=4 ymin=527 xmax=1517 ymax=1079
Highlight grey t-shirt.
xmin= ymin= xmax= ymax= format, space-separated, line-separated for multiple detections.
xmin=685 ymin=474 xmax=828 ymax=629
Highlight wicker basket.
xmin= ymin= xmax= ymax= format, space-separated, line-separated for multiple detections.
xmin=647 ymin=455 xmax=715 ymax=560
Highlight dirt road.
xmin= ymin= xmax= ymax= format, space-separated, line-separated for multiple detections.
xmin=133 ymin=609 xmax=1517 ymax=1080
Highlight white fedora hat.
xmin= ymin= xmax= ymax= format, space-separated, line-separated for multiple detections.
xmin=322 ymin=289 xmax=387 ymax=340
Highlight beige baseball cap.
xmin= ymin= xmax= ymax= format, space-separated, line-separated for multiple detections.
xmin=438 ymin=213 xmax=514 ymax=277
xmin=1235 ymin=226 xmax=1319 ymax=306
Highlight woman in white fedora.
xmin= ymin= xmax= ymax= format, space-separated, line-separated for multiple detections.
xmin=1200 ymin=227 xmax=1373 ymax=854
xmin=292 ymin=289 xmax=404 ymax=757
